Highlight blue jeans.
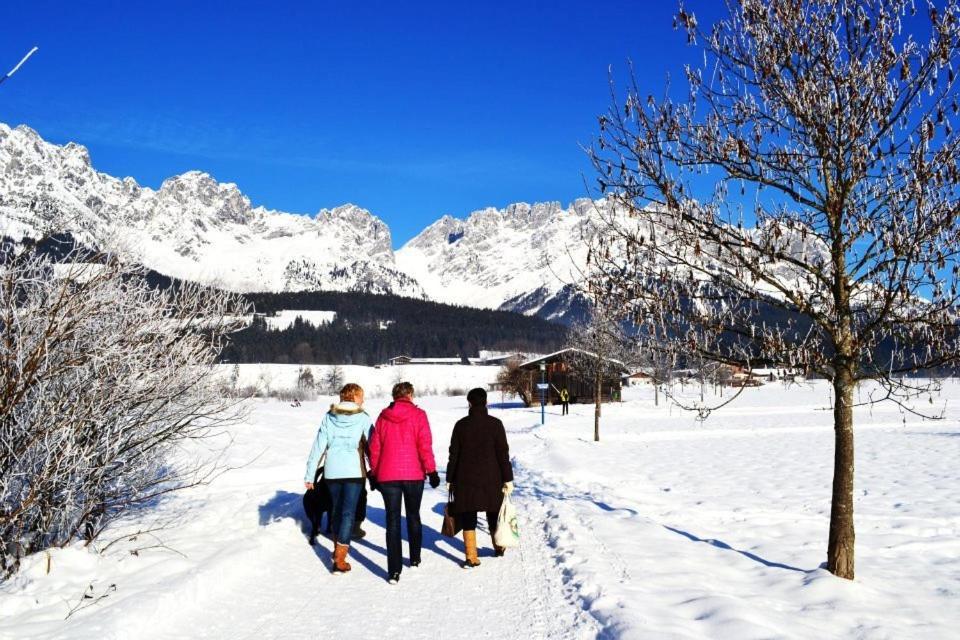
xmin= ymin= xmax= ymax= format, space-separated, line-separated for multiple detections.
xmin=380 ymin=481 xmax=423 ymax=575
xmin=327 ymin=479 xmax=363 ymax=545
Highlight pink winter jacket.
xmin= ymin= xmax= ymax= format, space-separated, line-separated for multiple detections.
xmin=370 ymin=398 xmax=437 ymax=482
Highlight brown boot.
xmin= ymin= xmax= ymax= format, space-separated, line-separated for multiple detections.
xmin=332 ymin=543 xmax=352 ymax=573
xmin=463 ymin=530 xmax=481 ymax=568
xmin=492 ymin=533 xmax=506 ymax=557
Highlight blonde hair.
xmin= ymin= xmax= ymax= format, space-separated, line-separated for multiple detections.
xmin=340 ymin=383 xmax=364 ymax=403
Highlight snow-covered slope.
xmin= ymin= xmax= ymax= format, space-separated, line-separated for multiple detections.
xmin=0 ymin=123 xmax=421 ymax=296
xmin=395 ymin=199 xmax=608 ymax=320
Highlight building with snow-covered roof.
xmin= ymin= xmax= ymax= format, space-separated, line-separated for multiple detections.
xmin=387 ymin=355 xmax=469 ymax=366
xmin=517 ymin=348 xmax=628 ymax=406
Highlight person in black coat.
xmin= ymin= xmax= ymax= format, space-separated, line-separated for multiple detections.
xmin=446 ymin=387 xmax=514 ymax=568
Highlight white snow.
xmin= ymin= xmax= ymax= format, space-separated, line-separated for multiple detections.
xmin=2 ymin=373 xmax=959 ymax=639
xmin=261 ymin=310 xmax=337 ymax=330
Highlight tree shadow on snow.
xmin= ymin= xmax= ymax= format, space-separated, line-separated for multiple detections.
xmin=905 ymin=431 xmax=960 ymax=438
xmin=662 ymin=525 xmax=806 ymax=573
xmin=488 ymin=401 xmax=527 ymax=410
xmin=521 ymin=484 xmax=640 ymax=518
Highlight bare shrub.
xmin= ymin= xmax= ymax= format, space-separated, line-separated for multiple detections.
xmin=0 ymin=247 xmax=250 ymax=578
xmin=497 ymin=358 xmax=531 ymax=405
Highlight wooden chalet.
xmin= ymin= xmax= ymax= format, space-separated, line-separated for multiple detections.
xmin=518 ymin=348 xmax=628 ymax=406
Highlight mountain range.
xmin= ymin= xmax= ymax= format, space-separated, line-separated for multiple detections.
xmin=0 ymin=123 xmax=598 ymax=321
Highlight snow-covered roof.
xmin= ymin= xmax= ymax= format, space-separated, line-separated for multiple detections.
xmin=519 ymin=348 xmax=626 ymax=370
xmin=623 ymin=367 xmax=656 ymax=378
xmin=388 ymin=355 xmax=465 ymax=364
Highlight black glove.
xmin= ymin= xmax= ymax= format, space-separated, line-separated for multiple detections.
xmin=368 ymin=475 xmax=379 ymax=492
xmin=428 ymin=471 xmax=440 ymax=489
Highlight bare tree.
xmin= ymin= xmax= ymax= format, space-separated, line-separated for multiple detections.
xmin=297 ymin=366 xmax=316 ymax=391
xmin=588 ymin=0 xmax=960 ymax=579
xmin=324 ymin=365 xmax=345 ymax=395
xmin=0 ymin=245 xmax=250 ymax=578
xmin=567 ymin=302 xmax=627 ymax=442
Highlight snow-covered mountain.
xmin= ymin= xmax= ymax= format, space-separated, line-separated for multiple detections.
xmin=0 ymin=122 xmax=610 ymax=319
xmin=396 ymin=199 xmax=609 ymax=320
xmin=0 ymin=123 xmax=422 ymax=296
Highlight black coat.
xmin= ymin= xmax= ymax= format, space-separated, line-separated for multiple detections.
xmin=446 ymin=407 xmax=513 ymax=513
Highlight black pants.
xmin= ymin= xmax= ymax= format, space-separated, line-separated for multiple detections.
xmin=561 ymin=401 xmax=569 ymax=415
xmin=459 ymin=509 xmax=499 ymax=536
xmin=380 ymin=481 xmax=423 ymax=575
xmin=355 ymin=487 xmax=367 ymax=524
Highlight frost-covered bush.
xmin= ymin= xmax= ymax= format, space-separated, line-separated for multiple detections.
xmin=269 ymin=387 xmax=318 ymax=402
xmin=0 ymin=248 xmax=250 ymax=578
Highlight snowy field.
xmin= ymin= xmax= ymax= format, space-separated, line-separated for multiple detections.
xmin=222 ymin=363 xmax=503 ymax=399
xmin=2 ymin=369 xmax=959 ymax=639
xmin=261 ymin=310 xmax=337 ymax=331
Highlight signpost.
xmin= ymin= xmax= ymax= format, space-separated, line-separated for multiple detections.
xmin=538 ymin=363 xmax=547 ymax=425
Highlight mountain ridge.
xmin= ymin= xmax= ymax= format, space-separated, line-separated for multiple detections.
xmin=0 ymin=122 xmax=595 ymax=319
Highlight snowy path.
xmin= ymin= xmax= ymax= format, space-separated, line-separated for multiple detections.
xmin=139 ymin=481 xmax=597 ymax=640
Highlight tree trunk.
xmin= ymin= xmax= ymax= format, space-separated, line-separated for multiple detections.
xmin=594 ymin=369 xmax=602 ymax=442
xmin=827 ymin=369 xmax=856 ymax=579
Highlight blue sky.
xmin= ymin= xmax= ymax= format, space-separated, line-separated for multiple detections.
xmin=1 ymin=1 xmax=723 ymax=246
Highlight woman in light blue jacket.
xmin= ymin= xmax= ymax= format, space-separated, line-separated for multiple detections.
xmin=304 ymin=383 xmax=373 ymax=574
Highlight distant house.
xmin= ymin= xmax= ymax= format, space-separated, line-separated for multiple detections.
xmin=704 ymin=364 xmax=805 ymax=386
xmin=518 ymin=348 xmax=628 ymax=406
xmin=387 ymin=355 xmax=468 ymax=366
xmin=622 ymin=369 xmax=656 ymax=387
xmin=476 ymin=352 xmax=531 ymax=366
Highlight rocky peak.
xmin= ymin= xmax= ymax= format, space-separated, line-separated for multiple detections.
xmin=157 ymin=171 xmax=252 ymax=224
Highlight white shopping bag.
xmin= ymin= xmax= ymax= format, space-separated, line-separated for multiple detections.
xmin=494 ymin=495 xmax=520 ymax=548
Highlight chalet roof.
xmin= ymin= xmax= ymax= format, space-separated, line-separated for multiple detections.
xmin=519 ymin=348 xmax=627 ymax=371
xmin=623 ymin=367 xmax=656 ymax=378
xmin=388 ymin=355 xmax=465 ymax=364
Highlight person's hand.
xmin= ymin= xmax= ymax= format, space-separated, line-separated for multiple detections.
xmin=428 ymin=471 xmax=440 ymax=489
xmin=502 ymin=481 xmax=514 ymax=495
xmin=304 ymin=482 xmax=314 ymax=491
xmin=446 ymin=483 xmax=452 ymax=494
xmin=368 ymin=475 xmax=379 ymax=492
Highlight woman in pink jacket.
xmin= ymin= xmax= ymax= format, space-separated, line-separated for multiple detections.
xmin=369 ymin=381 xmax=440 ymax=585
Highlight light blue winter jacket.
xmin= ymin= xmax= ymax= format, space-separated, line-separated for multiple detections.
xmin=304 ymin=402 xmax=374 ymax=482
